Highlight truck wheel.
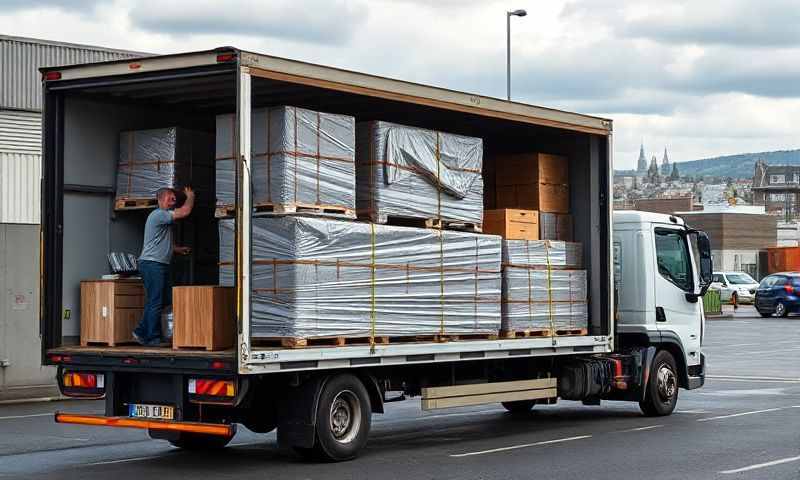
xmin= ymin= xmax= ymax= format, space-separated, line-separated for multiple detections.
xmin=164 ymin=431 xmax=234 ymax=450
xmin=639 ymin=350 xmax=679 ymax=417
xmin=501 ymin=400 xmax=536 ymax=413
xmin=311 ymin=374 xmax=371 ymax=462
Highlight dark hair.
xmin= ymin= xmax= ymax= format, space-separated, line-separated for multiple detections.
xmin=156 ymin=188 xmax=175 ymax=201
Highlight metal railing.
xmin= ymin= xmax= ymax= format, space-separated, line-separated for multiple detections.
xmin=703 ymin=289 xmax=722 ymax=315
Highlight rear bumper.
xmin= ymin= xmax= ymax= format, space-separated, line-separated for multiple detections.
xmin=54 ymin=412 xmax=235 ymax=437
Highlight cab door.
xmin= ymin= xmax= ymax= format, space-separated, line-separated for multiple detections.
xmin=653 ymin=226 xmax=702 ymax=368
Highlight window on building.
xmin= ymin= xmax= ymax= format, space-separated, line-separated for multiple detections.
xmin=771 ymin=174 xmax=786 ymax=184
xmin=771 ymin=193 xmax=786 ymax=202
xmin=793 ymin=173 xmax=799 ymax=184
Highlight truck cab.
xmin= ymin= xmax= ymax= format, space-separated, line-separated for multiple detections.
xmin=614 ymin=210 xmax=711 ymax=392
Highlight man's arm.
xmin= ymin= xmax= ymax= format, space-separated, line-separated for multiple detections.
xmin=172 ymin=186 xmax=195 ymax=220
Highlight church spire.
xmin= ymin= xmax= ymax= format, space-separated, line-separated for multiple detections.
xmin=637 ymin=142 xmax=648 ymax=174
xmin=661 ymin=147 xmax=671 ymax=175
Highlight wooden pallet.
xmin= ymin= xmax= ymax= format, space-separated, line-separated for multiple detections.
xmin=554 ymin=327 xmax=588 ymax=336
xmin=115 ymin=197 xmax=158 ymax=211
xmin=378 ymin=215 xmax=482 ymax=233
xmin=215 ymin=202 xmax=355 ymax=219
xmin=82 ymin=340 xmax=141 ymax=347
xmin=499 ymin=329 xmax=551 ymax=339
xmin=253 ymin=332 xmax=498 ymax=349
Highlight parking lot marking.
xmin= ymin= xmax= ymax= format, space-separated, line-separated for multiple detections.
xmin=615 ymin=424 xmax=664 ymax=433
xmin=449 ymin=435 xmax=592 ymax=457
xmin=0 ymin=413 xmax=52 ymax=421
xmin=720 ymin=455 xmax=800 ymax=474
xmin=697 ymin=407 xmax=783 ymax=422
xmin=86 ymin=455 xmax=161 ymax=466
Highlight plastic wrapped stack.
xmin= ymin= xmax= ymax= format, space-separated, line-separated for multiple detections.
xmin=116 ymin=127 xmax=213 ymax=200
xmin=356 ymin=121 xmax=484 ymax=226
xmin=501 ymin=240 xmax=588 ymax=334
xmin=219 ymin=216 xmax=501 ymax=339
xmin=216 ymin=107 xmax=356 ymax=215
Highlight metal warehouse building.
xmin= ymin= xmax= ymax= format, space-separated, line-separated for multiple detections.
xmin=0 ymin=35 xmax=143 ymax=401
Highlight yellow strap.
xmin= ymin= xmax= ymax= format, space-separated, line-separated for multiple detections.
xmin=525 ymin=240 xmax=533 ymax=325
xmin=370 ymin=222 xmax=378 ymax=353
xmin=545 ymin=241 xmax=556 ymax=343
xmin=435 ymin=132 xmax=442 ymax=222
xmin=439 ymin=229 xmax=446 ymax=336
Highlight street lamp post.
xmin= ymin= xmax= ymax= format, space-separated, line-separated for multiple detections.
xmin=506 ymin=9 xmax=527 ymax=101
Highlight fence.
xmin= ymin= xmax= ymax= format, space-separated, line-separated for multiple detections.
xmin=703 ymin=289 xmax=722 ymax=315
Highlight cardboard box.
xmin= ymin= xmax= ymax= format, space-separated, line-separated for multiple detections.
xmin=495 ymin=183 xmax=569 ymax=213
xmin=173 ymin=286 xmax=235 ymax=351
xmin=495 ymin=153 xmax=568 ymax=186
xmin=540 ymin=213 xmax=574 ymax=241
xmin=80 ymin=279 xmax=144 ymax=346
xmin=483 ymin=209 xmax=539 ymax=240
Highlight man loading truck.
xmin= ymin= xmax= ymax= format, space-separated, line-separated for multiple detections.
xmin=132 ymin=186 xmax=195 ymax=346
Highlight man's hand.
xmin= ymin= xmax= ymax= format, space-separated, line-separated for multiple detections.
xmin=174 ymin=246 xmax=192 ymax=256
xmin=173 ymin=186 xmax=196 ymax=220
xmin=183 ymin=186 xmax=195 ymax=199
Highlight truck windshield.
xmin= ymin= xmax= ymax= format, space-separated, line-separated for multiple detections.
xmin=726 ymin=273 xmax=755 ymax=285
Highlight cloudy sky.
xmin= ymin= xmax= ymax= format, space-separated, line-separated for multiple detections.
xmin=3 ymin=0 xmax=799 ymax=169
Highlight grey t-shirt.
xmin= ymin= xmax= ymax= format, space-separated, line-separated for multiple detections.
xmin=139 ymin=208 xmax=173 ymax=264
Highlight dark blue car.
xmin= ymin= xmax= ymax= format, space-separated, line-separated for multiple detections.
xmin=754 ymin=273 xmax=800 ymax=317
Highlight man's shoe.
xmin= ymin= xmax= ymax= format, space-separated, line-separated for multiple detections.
xmin=132 ymin=331 xmax=147 ymax=346
xmin=145 ymin=337 xmax=163 ymax=347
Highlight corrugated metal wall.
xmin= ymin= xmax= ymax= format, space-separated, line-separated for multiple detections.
xmin=0 ymin=109 xmax=41 ymax=154
xmin=1 ymin=35 xmax=142 ymax=111
xmin=0 ymin=152 xmax=41 ymax=224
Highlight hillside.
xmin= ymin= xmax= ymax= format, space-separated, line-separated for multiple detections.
xmin=616 ymin=149 xmax=800 ymax=179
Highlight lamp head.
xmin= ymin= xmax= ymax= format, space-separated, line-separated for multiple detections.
xmin=508 ymin=9 xmax=527 ymax=17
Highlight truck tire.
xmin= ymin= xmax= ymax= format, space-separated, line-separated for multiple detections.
xmin=501 ymin=400 xmax=536 ymax=413
xmin=164 ymin=431 xmax=234 ymax=450
xmin=310 ymin=373 xmax=372 ymax=462
xmin=639 ymin=350 xmax=679 ymax=417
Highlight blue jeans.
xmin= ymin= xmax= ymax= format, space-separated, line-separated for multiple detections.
xmin=134 ymin=260 xmax=172 ymax=343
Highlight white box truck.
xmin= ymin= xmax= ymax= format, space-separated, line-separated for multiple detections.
xmin=40 ymin=47 xmax=711 ymax=461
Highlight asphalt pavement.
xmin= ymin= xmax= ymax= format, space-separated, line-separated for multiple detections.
xmin=1 ymin=305 xmax=798 ymax=479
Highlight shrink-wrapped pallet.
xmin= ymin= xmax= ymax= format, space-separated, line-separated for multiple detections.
xmin=219 ymin=216 xmax=501 ymax=339
xmin=500 ymin=239 xmax=588 ymax=334
xmin=356 ymin=121 xmax=484 ymax=226
xmin=216 ymin=106 xmax=356 ymax=215
xmin=116 ymin=127 xmax=213 ymax=200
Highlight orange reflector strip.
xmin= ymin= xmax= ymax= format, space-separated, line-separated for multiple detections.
xmin=54 ymin=412 xmax=234 ymax=437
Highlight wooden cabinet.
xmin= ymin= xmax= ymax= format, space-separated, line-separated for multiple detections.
xmin=483 ymin=209 xmax=539 ymax=240
xmin=80 ymin=279 xmax=144 ymax=346
xmin=173 ymin=286 xmax=235 ymax=351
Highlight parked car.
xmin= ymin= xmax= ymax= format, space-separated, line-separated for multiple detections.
xmin=710 ymin=271 xmax=759 ymax=304
xmin=754 ymin=272 xmax=800 ymax=317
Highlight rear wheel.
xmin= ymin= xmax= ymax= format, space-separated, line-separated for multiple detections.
xmin=309 ymin=374 xmax=371 ymax=462
xmin=775 ymin=301 xmax=789 ymax=317
xmin=639 ymin=350 xmax=679 ymax=417
xmin=501 ymin=400 xmax=536 ymax=413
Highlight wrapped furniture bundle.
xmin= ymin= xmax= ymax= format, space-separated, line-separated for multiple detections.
xmin=219 ymin=216 xmax=501 ymax=339
xmin=356 ymin=121 xmax=484 ymax=226
xmin=116 ymin=127 xmax=213 ymax=200
xmin=501 ymin=240 xmax=588 ymax=334
xmin=216 ymin=107 xmax=356 ymax=215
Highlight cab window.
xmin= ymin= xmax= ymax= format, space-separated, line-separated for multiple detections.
xmin=655 ymin=228 xmax=693 ymax=291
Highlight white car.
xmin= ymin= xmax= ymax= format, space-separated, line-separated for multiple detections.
xmin=710 ymin=271 xmax=760 ymax=304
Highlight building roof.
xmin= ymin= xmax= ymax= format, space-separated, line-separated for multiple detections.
xmin=0 ymin=35 xmax=147 ymax=111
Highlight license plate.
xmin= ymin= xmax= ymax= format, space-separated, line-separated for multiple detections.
xmin=128 ymin=403 xmax=174 ymax=420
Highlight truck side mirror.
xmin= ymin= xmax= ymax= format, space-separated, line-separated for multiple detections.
xmin=695 ymin=231 xmax=713 ymax=295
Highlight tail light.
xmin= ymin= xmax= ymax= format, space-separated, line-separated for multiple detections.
xmin=784 ymin=284 xmax=794 ymax=295
xmin=43 ymin=71 xmax=62 ymax=81
xmin=216 ymin=53 xmax=236 ymax=63
xmin=62 ymin=372 xmax=105 ymax=398
xmin=188 ymin=378 xmax=236 ymax=404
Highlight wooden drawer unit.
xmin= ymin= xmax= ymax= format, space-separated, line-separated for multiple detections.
xmin=483 ymin=209 xmax=539 ymax=240
xmin=80 ymin=279 xmax=144 ymax=346
xmin=173 ymin=286 xmax=235 ymax=351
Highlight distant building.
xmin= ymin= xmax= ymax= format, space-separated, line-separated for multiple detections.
xmin=751 ymin=160 xmax=800 ymax=218
xmin=646 ymin=154 xmax=660 ymax=184
xmin=660 ymin=147 xmax=671 ymax=176
xmin=636 ymin=143 xmax=648 ymax=176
